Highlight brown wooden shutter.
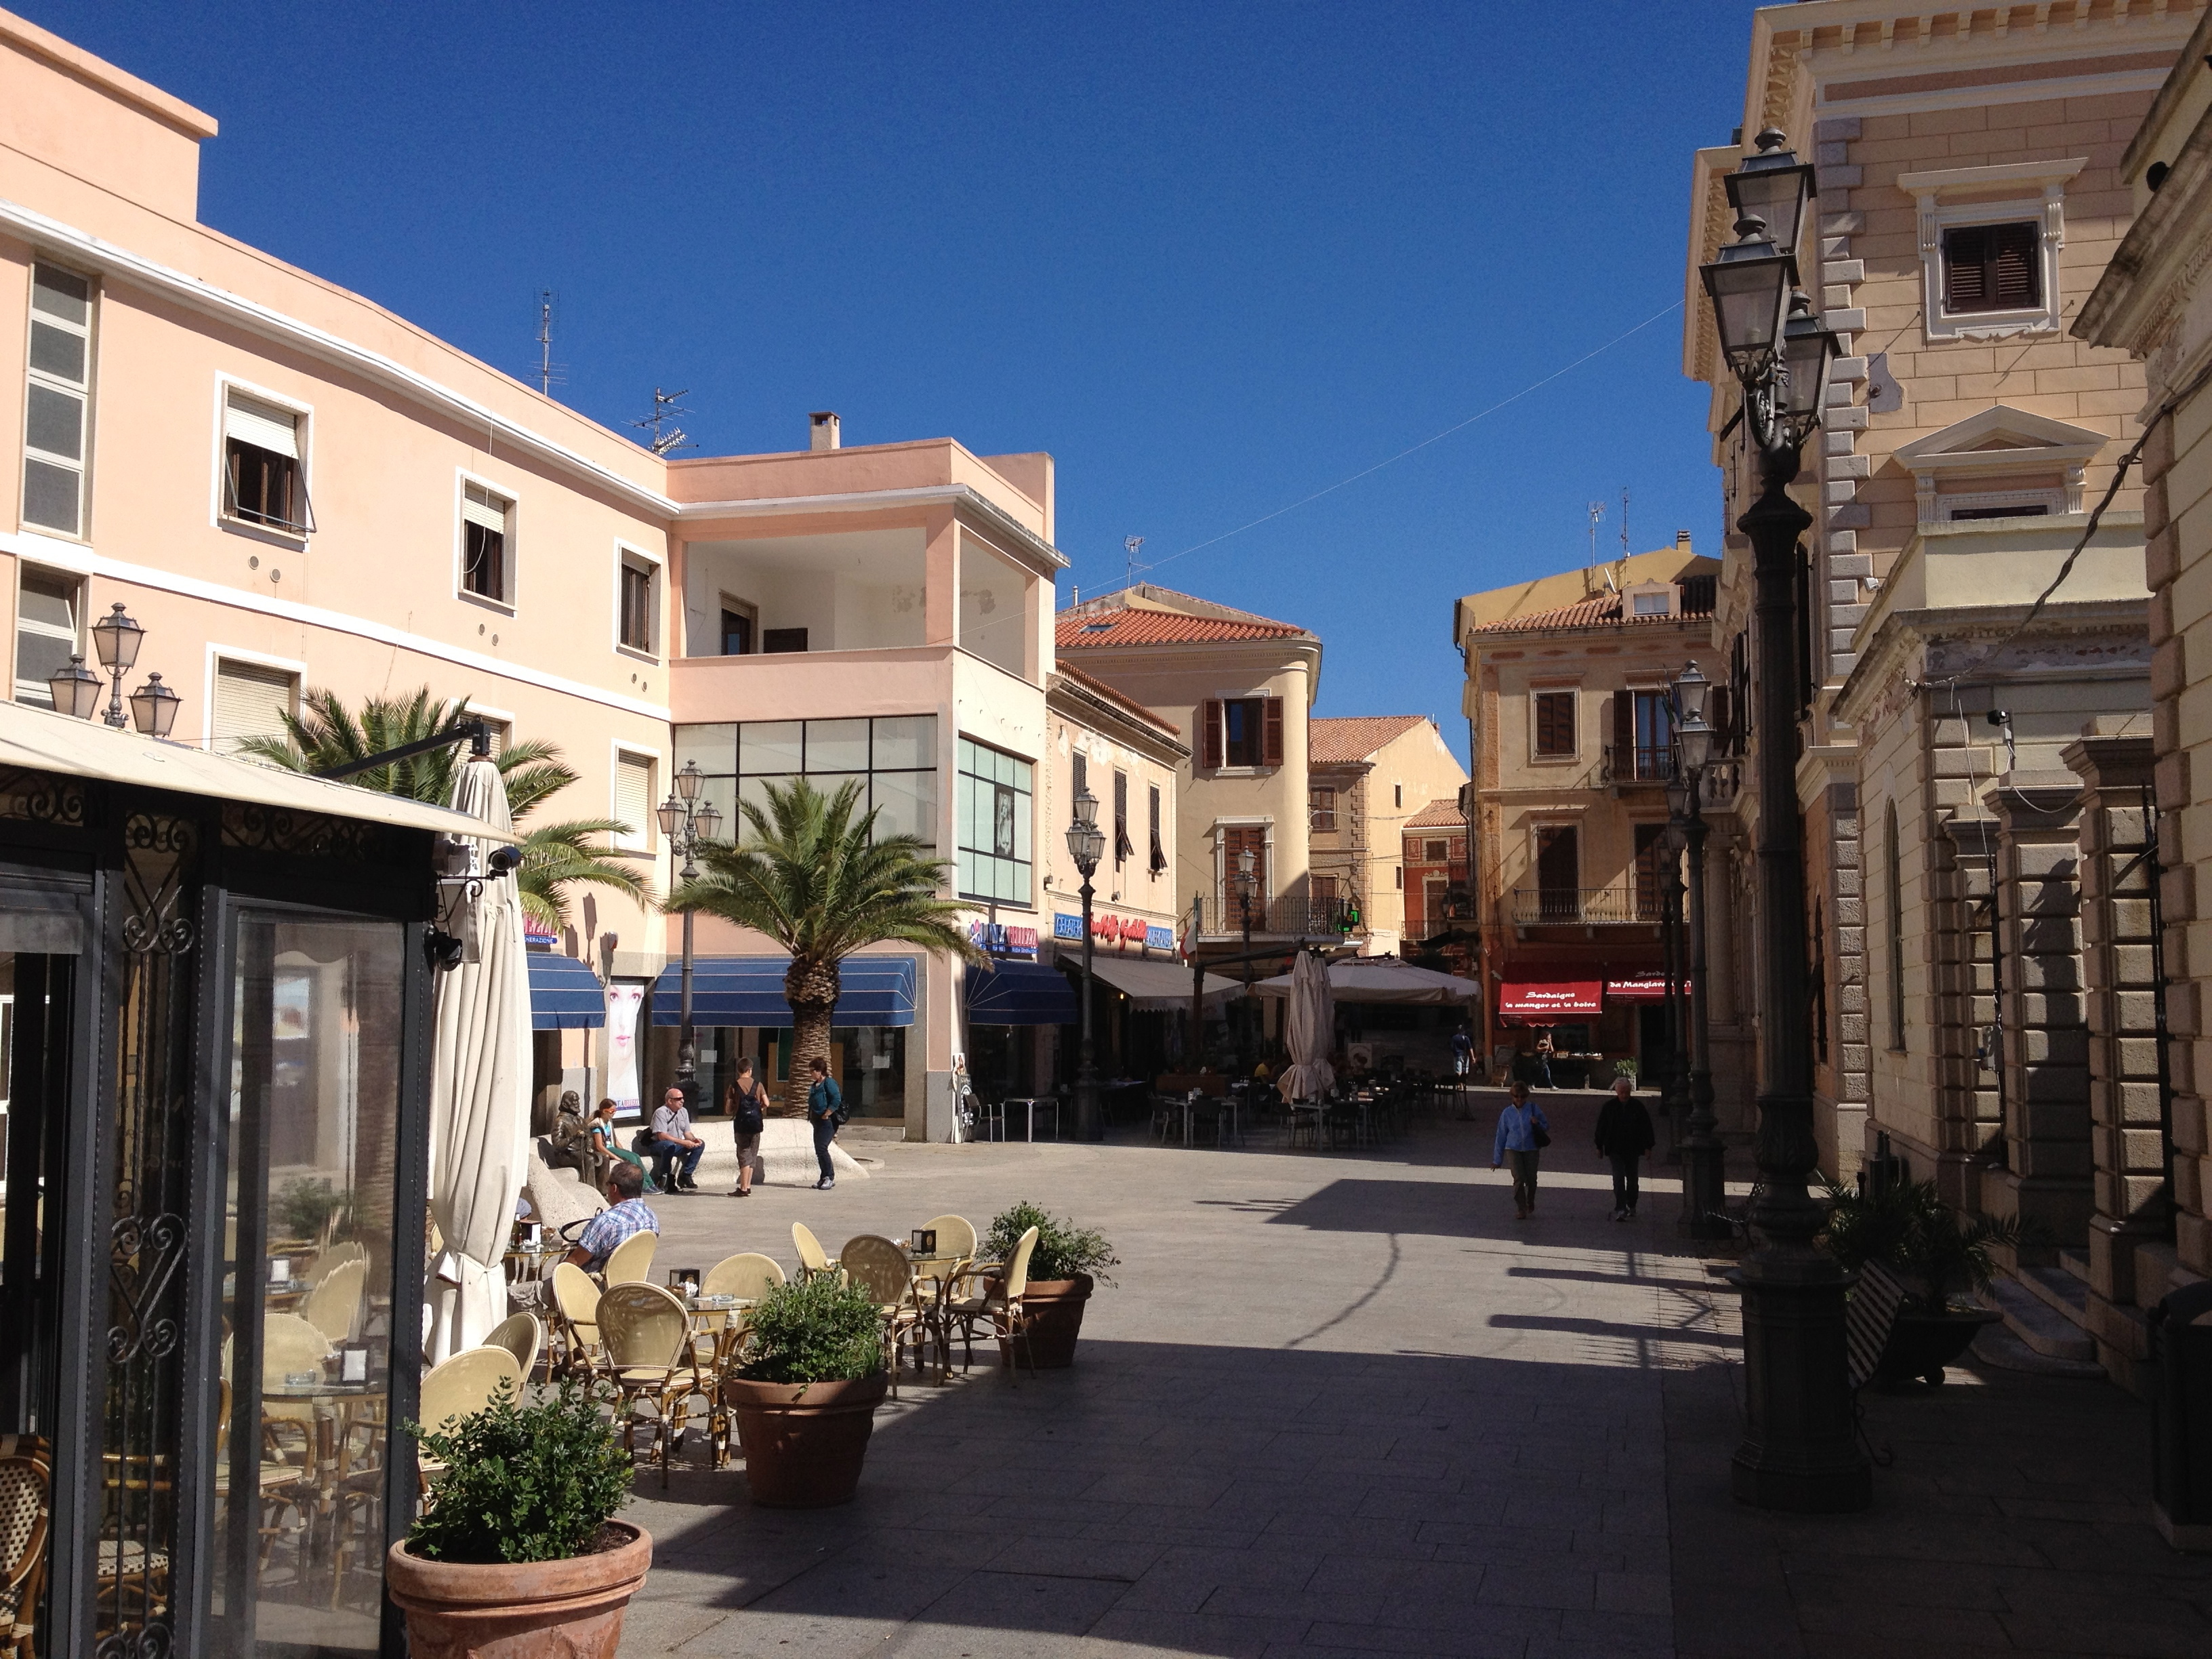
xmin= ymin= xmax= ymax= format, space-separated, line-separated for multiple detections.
xmin=1944 ymin=222 xmax=2040 ymax=313
xmin=1708 ymin=685 xmax=1732 ymax=752
xmin=1203 ymin=700 xmax=1223 ymax=769
xmin=1073 ymin=751 xmax=1087 ymax=804
xmin=1263 ymin=697 xmax=1284 ymax=766
xmin=1610 ymin=691 xmax=1631 ymax=764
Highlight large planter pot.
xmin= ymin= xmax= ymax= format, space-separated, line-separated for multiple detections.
xmin=1875 ymin=1307 xmax=2003 ymax=1387
xmin=724 ymin=1372 xmax=888 ymax=1507
xmin=1020 ymin=1275 xmax=1094 ymax=1369
xmin=384 ymin=1520 xmax=651 ymax=1659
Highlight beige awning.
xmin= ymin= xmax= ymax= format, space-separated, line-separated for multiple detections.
xmin=1057 ymin=948 xmax=1241 ymax=1010
xmin=0 ymin=700 xmax=506 ymax=839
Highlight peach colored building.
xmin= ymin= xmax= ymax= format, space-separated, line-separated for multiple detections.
xmin=1307 ymin=714 xmax=1469 ymax=958
xmin=0 ymin=12 xmax=1076 ymax=1150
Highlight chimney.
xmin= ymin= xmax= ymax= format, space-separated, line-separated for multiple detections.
xmin=809 ymin=411 xmax=840 ymax=451
xmin=1675 ymin=529 xmax=1692 ymax=550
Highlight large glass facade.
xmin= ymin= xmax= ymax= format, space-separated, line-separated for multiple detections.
xmin=675 ymin=716 xmax=937 ymax=846
xmin=956 ymin=737 xmax=1031 ymax=905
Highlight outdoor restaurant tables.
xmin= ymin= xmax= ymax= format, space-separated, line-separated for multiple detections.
xmin=899 ymin=1247 xmax=972 ymax=1382
xmin=1000 ymin=1097 xmax=1059 ymax=1141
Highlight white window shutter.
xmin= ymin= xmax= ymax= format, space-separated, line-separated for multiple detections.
xmin=615 ymin=754 xmax=652 ymax=848
xmin=212 ymin=659 xmax=296 ymax=754
xmin=224 ymin=392 xmax=300 ymax=459
xmin=463 ymin=483 xmax=509 ymax=531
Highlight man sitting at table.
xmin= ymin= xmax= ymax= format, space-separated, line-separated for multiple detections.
xmin=565 ymin=1164 xmax=659 ymax=1273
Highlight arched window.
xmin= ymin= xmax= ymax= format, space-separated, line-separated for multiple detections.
xmin=1887 ymin=802 xmax=1906 ymax=1052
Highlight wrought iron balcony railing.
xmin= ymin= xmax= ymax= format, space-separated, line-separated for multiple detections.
xmin=1193 ymin=896 xmax=1358 ymax=939
xmin=1505 ymin=886 xmax=1656 ymax=926
xmin=1601 ymin=743 xmax=1677 ymax=787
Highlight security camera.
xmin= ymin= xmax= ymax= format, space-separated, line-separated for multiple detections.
xmin=1985 ymin=709 xmax=2011 ymax=729
xmin=486 ymin=843 xmax=524 ymax=877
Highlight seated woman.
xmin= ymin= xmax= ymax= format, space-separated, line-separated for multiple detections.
xmin=585 ymin=1097 xmax=654 ymax=1193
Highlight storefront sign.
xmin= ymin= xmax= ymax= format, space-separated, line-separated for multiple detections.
xmin=1147 ymin=924 xmax=1174 ymax=949
xmin=1052 ymin=913 xmax=1084 ymax=940
xmin=968 ymin=921 xmax=1038 ymax=958
xmin=1497 ymin=979 xmax=1603 ymax=1019
xmin=1605 ymin=972 xmax=1687 ymax=1002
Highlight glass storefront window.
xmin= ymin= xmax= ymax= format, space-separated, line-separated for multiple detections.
xmin=956 ymin=737 xmax=1031 ymax=904
xmin=217 ymin=915 xmax=405 ymax=1657
xmin=678 ymin=716 xmax=939 ymax=850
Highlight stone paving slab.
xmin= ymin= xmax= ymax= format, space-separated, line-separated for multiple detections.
xmin=600 ymin=1101 xmax=2212 ymax=1657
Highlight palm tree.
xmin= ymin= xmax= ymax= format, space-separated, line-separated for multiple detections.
xmin=238 ymin=686 xmax=650 ymax=928
xmin=668 ymin=776 xmax=983 ymax=1116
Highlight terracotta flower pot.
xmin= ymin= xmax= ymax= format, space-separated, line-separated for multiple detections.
xmin=723 ymin=1372 xmax=888 ymax=1507
xmin=384 ymin=1519 xmax=651 ymax=1659
xmin=1018 ymin=1275 xmax=1093 ymax=1369
xmin=1875 ymin=1307 xmax=2003 ymax=1387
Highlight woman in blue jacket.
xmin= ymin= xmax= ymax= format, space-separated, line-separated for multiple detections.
xmin=805 ymin=1056 xmax=845 ymax=1191
xmin=1491 ymin=1080 xmax=1551 ymax=1221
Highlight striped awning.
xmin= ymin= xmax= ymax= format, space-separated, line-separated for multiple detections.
xmin=647 ymin=956 xmax=918 ymax=1027
xmin=526 ymin=951 xmax=607 ymax=1030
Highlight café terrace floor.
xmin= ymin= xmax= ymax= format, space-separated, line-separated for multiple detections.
xmin=611 ymin=1090 xmax=2212 ymax=1658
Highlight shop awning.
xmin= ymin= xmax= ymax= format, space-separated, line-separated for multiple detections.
xmin=1056 ymin=949 xmax=1241 ymax=1010
xmin=1497 ymin=979 xmax=1603 ymax=1020
xmin=526 ymin=951 xmax=607 ymax=1029
xmin=1253 ymin=956 xmax=1481 ymax=1004
xmin=647 ymin=956 xmax=918 ymax=1027
xmin=965 ymin=960 xmax=1079 ymax=1025
xmin=1605 ymin=972 xmax=1687 ymax=1002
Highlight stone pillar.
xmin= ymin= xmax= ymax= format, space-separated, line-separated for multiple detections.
xmin=1931 ymin=811 xmax=2001 ymax=1208
xmin=2061 ymin=730 xmax=2167 ymax=1386
xmin=1982 ymin=774 xmax=2094 ymax=1261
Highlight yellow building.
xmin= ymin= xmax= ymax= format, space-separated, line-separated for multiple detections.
xmin=1307 ymin=714 xmax=1469 ymax=958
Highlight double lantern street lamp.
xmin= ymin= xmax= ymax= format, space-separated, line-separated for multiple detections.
xmin=47 ymin=602 xmax=180 ymax=738
xmin=1699 ymin=128 xmax=1868 ymax=1512
xmin=1064 ymin=785 xmax=1107 ymax=1141
xmin=657 ymin=760 xmax=724 ymax=1107
xmin=1664 ymin=663 xmax=1727 ymax=1246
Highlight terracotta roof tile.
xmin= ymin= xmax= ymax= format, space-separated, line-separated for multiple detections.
xmin=1404 ymin=798 xmax=1466 ymax=830
xmin=1057 ymin=609 xmax=1309 ymax=647
xmin=1309 ymin=715 xmax=1431 ymax=765
xmin=1468 ymin=573 xmax=1716 ymax=636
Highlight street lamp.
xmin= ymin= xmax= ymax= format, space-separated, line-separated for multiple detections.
xmin=1233 ymin=846 xmax=1258 ymax=1067
xmin=47 ymin=654 xmax=102 ymax=720
xmin=1658 ymin=777 xmax=1689 ymax=1147
xmin=1065 ymin=785 xmax=1107 ymax=1141
xmin=89 ymin=602 xmax=144 ymax=729
xmin=1669 ymin=661 xmax=1727 ymax=1242
xmin=659 ymin=759 xmax=723 ymax=1113
xmin=127 ymin=672 xmax=181 ymax=740
xmin=1698 ymin=131 xmax=1863 ymax=1512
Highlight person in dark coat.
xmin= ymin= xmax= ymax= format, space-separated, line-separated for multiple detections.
xmin=1594 ymin=1075 xmax=1656 ymax=1221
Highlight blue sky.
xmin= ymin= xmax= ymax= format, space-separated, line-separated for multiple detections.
xmin=24 ymin=1 xmax=1757 ymax=741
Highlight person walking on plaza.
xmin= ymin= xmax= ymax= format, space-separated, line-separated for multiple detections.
xmin=806 ymin=1055 xmax=846 ymax=1190
xmin=1492 ymin=1080 xmax=1550 ymax=1221
xmin=1595 ymin=1074 xmax=1656 ymax=1222
xmin=1534 ymin=1028 xmax=1556 ymax=1089
xmin=563 ymin=1162 xmax=659 ymax=1272
xmin=650 ymin=1084 xmax=705 ymax=1193
xmin=724 ymin=1057 xmax=769 ymax=1197
xmin=1450 ymin=1023 xmax=1473 ymax=1080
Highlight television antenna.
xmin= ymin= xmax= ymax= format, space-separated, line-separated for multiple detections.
xmin=1586 ymin=500 xmax=1604 ymax=569
xmin=1123 ymin=535 xmax=1150 ymax=589
xmin=531 ymin=289 xmax=566 ymax=396
xmin=1620 ymin=487 xmax=1631 ymax=559
xmin=630 ymin=388 xmax=695 ymax=455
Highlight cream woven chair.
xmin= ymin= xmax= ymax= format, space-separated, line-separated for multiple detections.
xmin=597 ymin=1282 xmax=702 ymax=1485
xmin=414 ymin=1345 xmax=522 ymax=1499
xmin=485 ymin=1311 xmax=543 ymax=1382
xmin=791 ymin=1221 xmax=834 ymax=1277
xmin=549 ymin=1262 xmax=604 ymax=1378
xmin=838 ymin=1235 xmax=923 ymax=1394
xmin=920 ymin=1214 xmax=979 ymax=1261
xmin=947 ymin=1225 xmax=1040 ymax=1381
xmin=302 ymin=1238 xmax=367 ymax=1288
xmin=602 ymin=1228 xmax=659 ymax=1287
xmin=0 ymin=1435 xmax=50 ymax=1659
xmin=697 ymin=1253 xmax=786 ymax=1467
xmin=300 ymin=1256 xmax=367 ymax=1345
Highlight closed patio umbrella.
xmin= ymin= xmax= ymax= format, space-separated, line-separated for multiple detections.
xmin=1279 ymin=948 xmax=1336 ymax=1103
xmin=426 ymin=754 xmax=531 ymax=1362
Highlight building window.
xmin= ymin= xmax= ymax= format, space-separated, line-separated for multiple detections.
xmin=13 ymin=566 xmax=81 ymax=706
xmin=618 ymin=553 xmax=657 ymax=653
xmin=1535 ymin=825 xmax=1578 ymax=918
xmin=720 ymin=597 xmax=756 ymax=655
xmin=1221 ymin=826 xmax=1268 ymax=909
xmin=1311 ymin=874 xmax=1339 ymax=905
xmin=1309 ymin=785 xmax=1338 ymax=832
xmin=1633 ymin=822 xmax=1668 ymax=922
xmin=677 ymin=716 xmax=940 ymax=853
xmin=1149 ymin=784 xmax=1166 ymax=875
xmin=1393 ymin=864 xmax=1403 ymax=890
xmin=461 ymin=482 xmax=512 ymax=604
xmin=614 ymin=752 xmax=655 ymax=851
xmin=1942 ymin=222 xmax=2040 ymax=315
xmin=763 ymin=628 xmax=808 ymax=654
xmin=222 ymin=389 xmax=311 ymax=534
xmin=957 ymin=737 xmax=1033 ymax=905
xmin=212 ymin=657 xmax=299 ymax=755
xmin=1071 ymin=750 xmax=1088 ymax=808
xmin=1533 ymin=691 xmax=1576 ymax=758
xmin=1394 ymin=783 xmax=1403 ymax=808
xmin=24 ymin=264 xmax=94 ymax=537
xmin=1113 ymin=771 xmax=1132 ymax=867
xmin=1423 ymin=839 xmax=1449 ymax=863
xmin=1203 ymin=697 xmax=1282 ymax=769
xmin=1631 ymin=590 xmax=1672 ymax=617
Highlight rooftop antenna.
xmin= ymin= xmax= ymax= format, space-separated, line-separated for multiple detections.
xmin=532 ymin=289 xmax=566 ymax=397
xmin=1620 ymin=488 xmax=1631 ymax=559
xmin=1123 ymin=535 xmax=1149 ymax=591
xmin=1584 ymin=499 xmax=1603 ymax=596
xmin=629 ymin=388 xmax=696 ymax=455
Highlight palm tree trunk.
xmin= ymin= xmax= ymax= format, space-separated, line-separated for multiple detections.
xmin=783 ymin=956 xmax=840 ymax=1118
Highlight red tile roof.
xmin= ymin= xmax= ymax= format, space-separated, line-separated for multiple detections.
xmin=1057 ymin=608 xmax=1309 ymax=647
xmin=1467 ymin=573 xmax=1717 ymax=636
xmin=1405 ymin=798 xmax=1466 ymax=830
xmin=1051 ymin=663 xmax=1181 ymax=737
xmin=1309 ymin=715 xmax=1431 ymax=766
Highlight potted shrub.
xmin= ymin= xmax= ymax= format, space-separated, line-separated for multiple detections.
xmin=722 ymin=1271 xmax=888 ymax=1507
xmin=981 ymin=1201 xmax=1119 ymax=1369
xmin=1821 ymin=1177 xmax=2032 ymax=1386
xmin=386 ymin=1379 xmax=647 ymax=1658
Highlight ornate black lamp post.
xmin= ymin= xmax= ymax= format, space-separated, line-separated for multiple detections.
xmin=1698 ymin=129 xmax=1865 ymax=1511
xmin=1233 ymin=846 xmax=1258 ymax=1066
xmin=1658 ymin=794 xmax=1689 ymax=1149
xmin=49 ymin=603 xmax=179 ymax=737
xmin=1670 ymin=663 xmax=1729 ymax=1240
xmin=657 ymin=760 xmax=723 ymax=1109
xmin=1065 ymin=785 xmax=1106 ymax=1140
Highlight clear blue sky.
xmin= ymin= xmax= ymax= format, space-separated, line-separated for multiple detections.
xmin=24 ymin=1 xmax=1759 ymax=743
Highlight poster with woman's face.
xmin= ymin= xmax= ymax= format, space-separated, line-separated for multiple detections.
xmin=993 ymin=783 xmax=1015 ymax=858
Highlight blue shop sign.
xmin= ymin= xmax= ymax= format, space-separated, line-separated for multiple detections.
xmin=1052 ymin=913 xmax=1084 ymax=941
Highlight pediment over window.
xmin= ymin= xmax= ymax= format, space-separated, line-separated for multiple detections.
xmin=1892 ymin=405 xmax=2106 ymax=524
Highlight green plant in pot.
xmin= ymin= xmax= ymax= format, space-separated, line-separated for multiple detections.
xmin=982 ymin=1201 xmax=1119 ymax=1370
xmin=724 ymin=1271 xmax=889 ymax=1507
xmin=385 ymin=1379 xmax=650 ymax=1658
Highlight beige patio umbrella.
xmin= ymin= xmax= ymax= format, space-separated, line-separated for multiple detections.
xmin=426 ymin=753 xmax=531 ymax=1362
xmin=1279 ymin=948 xmax=1336 ymax=1103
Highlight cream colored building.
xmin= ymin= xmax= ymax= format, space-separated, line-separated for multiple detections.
xmin=1307 ymin=714 xmax=1469 ymax=957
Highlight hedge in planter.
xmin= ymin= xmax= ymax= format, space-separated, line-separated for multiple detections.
xmin=726 ymin=1271 xmax=889 ymax=1507
xmin=388 ymin=1379 xmax=649 ymax=1658
xmin=982 ymin=1202 xmax=1119 ymax=1369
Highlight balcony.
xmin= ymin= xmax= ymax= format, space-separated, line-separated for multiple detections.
xmin=1600 ymin=743 xmax=1676 ymax=787
xmin=1193 ymin=896 xmax=1357 ymax=941
xmin=1506 ymin=886 xmax=1656 ymax=927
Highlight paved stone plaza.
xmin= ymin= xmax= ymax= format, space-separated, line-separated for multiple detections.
xmin=610 ymin=1095 xmax=2212 ymax=1658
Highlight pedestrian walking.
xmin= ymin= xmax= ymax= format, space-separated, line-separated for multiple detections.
xmin=724 ymin=1057 xmax=769 ymax=1197
xmin=805 ymin=1055 xmax=846 ymax=1190
xmin=1534 ymin=1029 xmax=1556 ymax=1089
xmin=1450 ymin=1023 xmax=1473 ymax=1080
xmin=1491 ymin=1080 xmax=1550 ymax=1220
xmin=1594 ymin=1074 xmax=1656 ymax=1221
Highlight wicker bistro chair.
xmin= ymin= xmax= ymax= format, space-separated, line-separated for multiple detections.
xmin=791 ymin=1222 xmax=835 ymax=1277
xmin=300 ymin=1256 xmax=367 ymax=1346
xmin=0 ymin=1435 xmax=50 ymax=1659
xmin=697 ymin=1253 xmax=786 ymax=1467
xmin=301 ymin=1238 xmax=367 ymax=1288
xmin=485 ymin=1311 xmax=544 ymax=1382
xmin=947 ymin=1225 xmax=1040 ymax=1382
xmin=550 ymin=1262 xmax=605 ymax=1378
xmin=602 ymin=1228 xmax=659 ymax=1288
xmin=596 ymin=1283 xmax=707 ymax=1486
xmin=837 ymin=1235 xmax=926 ymax=1393
xmin=414 ymin=1345 xmax=523 ymax=1500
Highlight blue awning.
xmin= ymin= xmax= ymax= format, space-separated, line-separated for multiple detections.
xmin=964 ymin=959 xmax=1078 ymax=1026
xmin=648 ymin=956 xmax=918 ymax=1027
xmin=527 ymin=951 xmax=607 ymax=1030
